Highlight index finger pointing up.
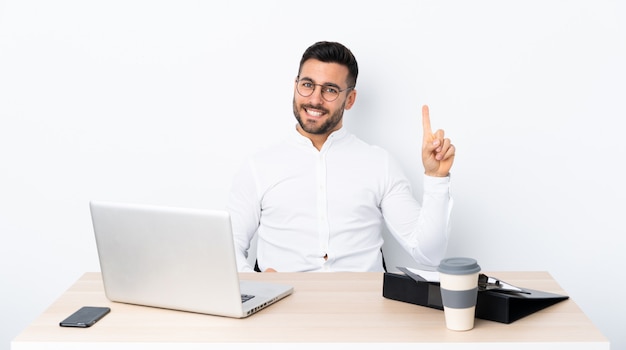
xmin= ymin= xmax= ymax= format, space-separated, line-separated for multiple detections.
xmin=422 ymin=104 xmax=432 ymax=136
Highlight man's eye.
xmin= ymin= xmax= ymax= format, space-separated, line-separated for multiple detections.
xmin=324 ymin=86 xmax=339 ymax=94
xmin=301 ymin=82 xmax=314 ymax=89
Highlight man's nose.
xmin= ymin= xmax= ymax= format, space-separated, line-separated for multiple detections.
xmin=308 ymin=85 xmax=325 ymax=103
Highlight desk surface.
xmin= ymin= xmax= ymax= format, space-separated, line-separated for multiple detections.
xmin=12 ymin=271 xmax=608 ymax=349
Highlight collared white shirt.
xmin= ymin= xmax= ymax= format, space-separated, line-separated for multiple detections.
xmin=227 ymin=126 xmax=452 ymax=272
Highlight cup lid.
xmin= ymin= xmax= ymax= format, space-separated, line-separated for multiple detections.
xmin=437 ymin=257 xmax=481 ymax=275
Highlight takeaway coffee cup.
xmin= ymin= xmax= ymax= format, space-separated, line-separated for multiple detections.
xmin=437 ymin=257 xmax=481 ymax=331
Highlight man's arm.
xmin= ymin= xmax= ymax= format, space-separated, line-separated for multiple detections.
xmin=381 ymin=160 xmax=452 ymax=267
xmin=382 ymin=105 xmax=454 ymax=267
xmin=226 ymin=160 xmax=261 ymax=272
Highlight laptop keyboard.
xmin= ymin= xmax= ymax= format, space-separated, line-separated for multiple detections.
xmin=241 ymin=294 xmax=255 ymax=303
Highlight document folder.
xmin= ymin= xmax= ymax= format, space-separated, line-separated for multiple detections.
xmin=382 ymin=272 xmax=569 ymax=324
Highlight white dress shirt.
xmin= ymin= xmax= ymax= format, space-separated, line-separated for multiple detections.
xmin=227 ymin=126 xmax=452 ymax=272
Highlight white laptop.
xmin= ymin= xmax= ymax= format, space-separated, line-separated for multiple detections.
xmin=90 ymin=201 xmax=293 ymax=318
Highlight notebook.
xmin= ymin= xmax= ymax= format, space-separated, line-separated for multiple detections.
xmin=89 ymin=201 xmax=293 ymax=318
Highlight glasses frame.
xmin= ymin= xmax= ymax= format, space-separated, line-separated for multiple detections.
xmin=295 ymin=77 xmax=354 ymax=102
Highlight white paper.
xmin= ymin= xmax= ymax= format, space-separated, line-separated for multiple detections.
xmin=406 ymin=267 xmax=440 ymax=282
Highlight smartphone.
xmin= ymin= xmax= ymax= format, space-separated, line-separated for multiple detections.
xmin=59 ymin=306 xmax=111 ymax=328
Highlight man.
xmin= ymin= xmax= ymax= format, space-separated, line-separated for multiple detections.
xmin=227 ymin=41 xmax=455 ymax=272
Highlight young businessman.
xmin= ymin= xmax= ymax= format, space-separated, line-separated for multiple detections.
xmin=227 ymin=41 xmax=455 ymax=272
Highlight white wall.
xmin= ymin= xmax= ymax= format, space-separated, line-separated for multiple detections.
xmin=1 ymin=0 xmax=624 ymax=349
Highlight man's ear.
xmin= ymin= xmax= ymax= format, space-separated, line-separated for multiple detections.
xmin=344 ymin=89 xmax=357 ymax=110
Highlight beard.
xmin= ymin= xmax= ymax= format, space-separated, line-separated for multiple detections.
xmin=292 ymin=97 xmax=346 ymax=135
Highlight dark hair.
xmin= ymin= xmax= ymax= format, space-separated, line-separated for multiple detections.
xmin=298 ymin=41 xmax=358 ymax=88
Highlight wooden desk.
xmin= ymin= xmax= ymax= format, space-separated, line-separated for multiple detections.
xmin=12 ymin=271 xmax=608 ymax=349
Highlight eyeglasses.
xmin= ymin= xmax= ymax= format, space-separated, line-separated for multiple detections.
xmin=295 ymin=78 xmax=354 ymax=102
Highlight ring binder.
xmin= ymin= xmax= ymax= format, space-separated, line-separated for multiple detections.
xmin=382 ymin=272 xmax=569 ymax=324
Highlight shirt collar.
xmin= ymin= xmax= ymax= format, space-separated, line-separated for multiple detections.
xmin=291 ymin=125 xmax=349 ymax=149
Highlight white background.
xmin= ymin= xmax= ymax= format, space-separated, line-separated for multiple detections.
xmin=1 ymin=0 xmax=624 ymax=349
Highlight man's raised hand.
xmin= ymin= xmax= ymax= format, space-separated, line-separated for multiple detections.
xmin=421 ymin=105 xmax=455 ymax=177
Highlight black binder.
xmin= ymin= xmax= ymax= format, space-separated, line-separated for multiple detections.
xmin=382 ymin=272 xmax=569 ymax=324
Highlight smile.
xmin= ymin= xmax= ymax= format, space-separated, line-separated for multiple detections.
xmin=304 ymin=106 xmax=327 ymax=118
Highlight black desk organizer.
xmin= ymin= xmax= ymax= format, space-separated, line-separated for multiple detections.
xmin=382 ymin=272 xmax=569 ymax=324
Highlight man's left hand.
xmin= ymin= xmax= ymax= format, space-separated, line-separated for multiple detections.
xmin=421 ymin=105 xmax=455 ymax=177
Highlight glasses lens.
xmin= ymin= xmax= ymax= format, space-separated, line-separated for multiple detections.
xmin=321 ymin=86 xmax=339 ymax=102
xmin=297 ymin=80 xmax=314 ymax=97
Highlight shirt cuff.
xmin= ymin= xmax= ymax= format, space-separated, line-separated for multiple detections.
xmin=423 ymin=173 xmax=451 ymax=194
